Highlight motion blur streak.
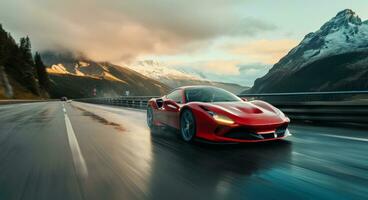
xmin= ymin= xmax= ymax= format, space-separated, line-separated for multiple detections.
xmin=0 ymin=102 xmax=367 ymax=200
xmin=319 ymin=134 xmax=368 ymax=142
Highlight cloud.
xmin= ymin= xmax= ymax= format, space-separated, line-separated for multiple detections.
xmin=176 ymin=60 xmax=243 ymax=76
xmin=201 ymin=60 xmax=241 ymax=75
xmin=177 ymin=62 xmax=271 ymax=86
xmin=227 ymin=39 xmax=298 ymax=64
xmin=0 ymin=0 xmax=276 ymax=62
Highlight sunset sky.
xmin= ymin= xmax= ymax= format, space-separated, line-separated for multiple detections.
xmin=1 ymin=0 xmax=368 ymax=86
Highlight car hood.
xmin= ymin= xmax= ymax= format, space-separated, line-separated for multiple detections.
xmin=215 ymin=102 xmax=266 ymax=114
xmin=201 ymin=101 xmax=287 ymax=125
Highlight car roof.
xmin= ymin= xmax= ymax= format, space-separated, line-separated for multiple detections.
xmin=176 ymin=85 xmax=219 ymax=90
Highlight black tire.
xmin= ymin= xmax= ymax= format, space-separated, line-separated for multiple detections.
xmin=147 ymin=107 xmax=159 ymax=133
xmin=180 ymin=109 xmax=196 ymax=142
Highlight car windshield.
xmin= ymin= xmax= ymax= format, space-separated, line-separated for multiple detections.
xmin=185 ymin=87 xmax=241 ymax=103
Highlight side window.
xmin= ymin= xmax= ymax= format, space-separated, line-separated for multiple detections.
xmin=166 ymin=90 xmax=182 ymax=103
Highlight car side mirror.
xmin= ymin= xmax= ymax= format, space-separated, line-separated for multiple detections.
xmin=241 ymin=97 xmax=248 ymax=102
xmin=156 ymin=98 xmax=164 ymax=108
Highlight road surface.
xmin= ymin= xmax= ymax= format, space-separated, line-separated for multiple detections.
xmin=0 ymin=101 xmax=367 ymax=200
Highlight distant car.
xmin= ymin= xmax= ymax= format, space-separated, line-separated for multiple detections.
xmin=147 ymin=86 xmax=290 ymax=143
xmin=60 ymin=97 xmax=68 ymax=101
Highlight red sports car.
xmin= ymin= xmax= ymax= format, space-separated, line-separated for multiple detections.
xmin=147 ymin=86 xmax=291 ymax=143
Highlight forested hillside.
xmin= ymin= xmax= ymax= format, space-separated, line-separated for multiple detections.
xmin=0 ymin=24 xmax=50 ymax=99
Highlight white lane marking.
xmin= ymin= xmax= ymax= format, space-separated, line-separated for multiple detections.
xmin=321 ymin=134 xmax=368 ymax=142
xmin=62 ymin=103 xmax=66 ymax=113
xmin=62 ymin=104 xmax=88 ymax=178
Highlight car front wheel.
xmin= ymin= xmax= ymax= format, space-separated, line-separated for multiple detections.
xmin=180 ymin=109 xmax=196 ymax=142
xmin=147 ymin=107 xmax=159 ymax=133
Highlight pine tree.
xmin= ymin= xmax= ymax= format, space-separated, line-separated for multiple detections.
xmin=18 ymin=36 xmax=39 ymax=94
xmin=0 ymin=24 xmax=9 ymax=66
xmin=34 ymin=52 xmax=50 ymax=91
xmin=20 ymin=36 xmax=34 ymax=66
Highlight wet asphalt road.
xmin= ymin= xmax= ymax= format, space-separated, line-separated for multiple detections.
xmin=0 ymin=101 xmax=367 ymax=200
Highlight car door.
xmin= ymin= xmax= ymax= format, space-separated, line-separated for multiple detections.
xmin=162 ymin=89 xmax=183 ymax=128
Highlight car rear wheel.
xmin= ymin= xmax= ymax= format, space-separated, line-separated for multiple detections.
xmin=180 ymin=109 xmax=196 ymax=142
xmin=147 ymin=107 xmax=158 ymax=133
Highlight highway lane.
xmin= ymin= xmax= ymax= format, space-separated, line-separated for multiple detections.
xmin=0 ymin=101 xmax=367 ymax=200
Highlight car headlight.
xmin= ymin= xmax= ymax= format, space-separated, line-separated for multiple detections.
xmin=212 ymin=114 xmax=235 ymax=125
xmin=200 ymin=106 xmax=235 ymax=125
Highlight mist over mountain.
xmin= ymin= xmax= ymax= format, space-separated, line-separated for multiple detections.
xmin=248 ymin=9 xmax=368 ymax=93
xmin=125 ymin=60 xmax=249 ymax=94
xmin=42 ymin=51 xmax=249 ymax=97
xmin=42 ymin=51 xmax=170 ymax=98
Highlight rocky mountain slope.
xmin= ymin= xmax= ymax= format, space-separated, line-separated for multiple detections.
xmin=248 ymin=9 xmax=368 ymax=93
xmin=42 ymin=52 xmax=170 ymax=98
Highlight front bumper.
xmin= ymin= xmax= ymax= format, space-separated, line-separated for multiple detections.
xmin=214 ymin=128 xmax=291 ymax=143
xmin=197 ymin=123 xmax=291 ymax=143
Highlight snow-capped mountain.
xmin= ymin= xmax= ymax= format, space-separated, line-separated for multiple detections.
xmin=289 ymin=9 xmax=368 ymax=68
xmin=125 ymin=60 xmax=201 ymax=81
xmin=125 ymin=60 xmax=248 ymax=94
xmin=249 ymin=9 xmax=368 ymax=93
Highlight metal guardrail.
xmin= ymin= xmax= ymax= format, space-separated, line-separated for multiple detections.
xmin=78 ymin=96 xmax=156 ymax=109
xmin=239 ymin=90 xmax=368 ymax=96
xmin=239 ymin=90 xmax=368 ymax=102
xmin=77 ymin=91 xmax=368 ymax=124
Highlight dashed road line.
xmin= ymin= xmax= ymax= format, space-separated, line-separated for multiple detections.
xmin=62 ymin=103 xmax=88 ymax=178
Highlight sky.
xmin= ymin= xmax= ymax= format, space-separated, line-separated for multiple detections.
xmin=1 ymin=0 xmax=368 ymax=86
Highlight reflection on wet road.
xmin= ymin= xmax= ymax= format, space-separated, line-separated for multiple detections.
xmin=0 ymin=101 xmax=367 ymax=200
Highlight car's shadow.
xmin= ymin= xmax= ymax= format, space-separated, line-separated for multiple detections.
xmin=149 ymin=127 xmax=293 ymax=175
xmin=146 ymin=127 xmax=293 ymax=199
